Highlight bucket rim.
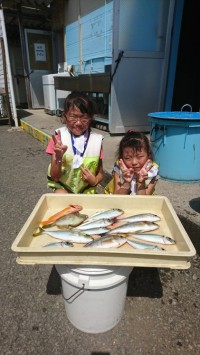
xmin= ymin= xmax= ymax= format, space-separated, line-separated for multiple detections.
xmin=148 ymin=111 xmax=200 ymax=120
xmin=56 ymin=265 xmax=133 ymax=276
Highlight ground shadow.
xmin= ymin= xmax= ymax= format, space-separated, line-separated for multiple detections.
xmin=46 ymin=264 xmax=163 ymax=298
xmin=189 ymin=197 xmax=200 ymax=214
xmin=127 ymin=267 xmax=163 ymax=298
xmin=17 ymin=109 xmax=33 ymax=119
xmin=178 ymin=214 xmax=200 ymax=256
xmin=46 ymin=265 xmax=62 ymax=295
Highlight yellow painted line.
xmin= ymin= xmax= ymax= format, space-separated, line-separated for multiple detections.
xmin=20 ymin=119 xmax=51 ymax=146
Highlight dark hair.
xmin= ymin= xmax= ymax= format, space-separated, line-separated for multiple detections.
xmin=117 ymin=131 xmax=152 ymax=159
xmin=63 ymin=91 xmax=95 ymax=118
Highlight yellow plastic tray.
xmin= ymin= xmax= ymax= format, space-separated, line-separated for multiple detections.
xmin=11 ymin=194 xmax=196 ymax=269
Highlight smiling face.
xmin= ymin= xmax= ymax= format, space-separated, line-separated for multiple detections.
xmin=64 ymin=105 xmax=92 ymax=136
xmin=122 ymin=146 xmax=150 ymax=172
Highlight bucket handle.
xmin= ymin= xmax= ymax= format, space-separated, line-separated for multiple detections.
xmin=62 ymin=283 xmax=85 ymax=301
xmin=181 ymin=104 xmax=192 ymax=112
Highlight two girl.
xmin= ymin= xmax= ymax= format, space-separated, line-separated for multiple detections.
xmin=46 ymin=92 xmax=158 ymax=195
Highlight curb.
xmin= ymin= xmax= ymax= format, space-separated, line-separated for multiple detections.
xmin=20 ymin=118 xmax=51 ymax=146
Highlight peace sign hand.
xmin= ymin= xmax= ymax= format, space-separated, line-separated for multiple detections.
xmin=52 ymin=130 xmax=67 ymax=161
xmin=118 ymin=159 xmax=135 ymax=183
xmin=136 ymin=159 xmax=152 ymax=183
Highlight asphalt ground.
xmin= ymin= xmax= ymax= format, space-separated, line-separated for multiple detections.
xmin=0 ymin=122 xmax=200 ymax=355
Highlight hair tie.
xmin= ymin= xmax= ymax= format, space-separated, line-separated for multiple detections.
xmin=127 ymin=129 xmax=135 ymax=133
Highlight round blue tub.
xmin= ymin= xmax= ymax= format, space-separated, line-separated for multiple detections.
xmin=148 ymin=106 xmax=200 ymax=182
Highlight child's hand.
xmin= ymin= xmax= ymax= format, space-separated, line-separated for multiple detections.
xmin=52 ymin=130 xmax=67 ymax=161
xmin=81 ymin=167 xmax=97 ymax=186
xmin=136 ymin=159 xmax=152 ymax=183
xmin=118 ymin=159 xmax=135 ymax=183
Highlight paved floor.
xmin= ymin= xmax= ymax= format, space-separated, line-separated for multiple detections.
xmin=1 ymin=113 xmax=199 ymax=354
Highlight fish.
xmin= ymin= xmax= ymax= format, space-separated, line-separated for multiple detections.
xmin=74 ymin=227 xmax=110 ymax=235
xmin=33 ymin=228 xmax=93 ymax=243
xmin=107 ymin=221 xmax=159 ymax=234
xmin=127 ymin=239 xmax=164 ymax=251
xmin=42 ymin=241 xmax=74 ymax=248
xmin=86 ymin=208 xmax=124 ymax=221
xmin=127 ymin=234 xmax=175 ymax=245
xmin=85 ymin=234 xmax=127 ymax=248
xmin=118 ymin=213 xmax=161 ymax=223
xmin=39 ymin=204 xmax=83 ymax=228
xmin=55 ymin=213 xmax=88 ymax=229
xmin=75 ymin=218 xmax=114 ymax=230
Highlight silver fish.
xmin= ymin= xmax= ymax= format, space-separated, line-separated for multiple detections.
xmin=85 ymin=234 xmax=126 ymax=248
xmin=42 ymin=241 xmax=74 ymax=248
xmin=74 ymin=227 xmax=110 ymax=235
xmin=55 ymin=213 xmax=88 ymax=229
xmin=118 ymin=213 xmax=161 ymax=223
xmin=75 ymin=218 xmax=114 ymax=230
xmin=127 ymin=239 xmax=164 ymax=251
xmin=127 ymin=234 xmax=175 ymax=245
xmin=35 ymin=228 xmax=93 ymax=243
xmin=87 ymin=208 xmax=124 ymax=221
xmin=108 ymin=222 xmax=159 ymax=234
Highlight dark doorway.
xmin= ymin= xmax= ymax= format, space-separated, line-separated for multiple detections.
xmin=172 ymin=0 xmax=200 ymax=111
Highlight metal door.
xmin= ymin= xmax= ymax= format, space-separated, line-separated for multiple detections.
xmin=110 ymin=0 xmax=176 ymax=133
xmin=25 ymin=29 xmax=53 ymax=108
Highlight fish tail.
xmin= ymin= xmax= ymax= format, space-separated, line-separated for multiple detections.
xmin=33 ymin=227 xmax=44 ymax=236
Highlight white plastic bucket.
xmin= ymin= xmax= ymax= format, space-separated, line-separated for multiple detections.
xmin=56 ymin=265 xmax=133 ymax=334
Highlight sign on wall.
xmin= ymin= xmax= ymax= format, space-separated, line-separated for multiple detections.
xmin=34 ymin=43 xmax=47 ymax=62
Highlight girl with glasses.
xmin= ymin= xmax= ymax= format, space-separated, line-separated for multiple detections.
xmin=46 ymin=91 xmax=104 ymax=194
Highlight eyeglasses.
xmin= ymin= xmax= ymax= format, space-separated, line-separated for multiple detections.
xmin=66 ymin=114 xmax=91 ymax=124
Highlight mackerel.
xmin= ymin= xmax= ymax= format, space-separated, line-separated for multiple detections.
xmin=127 ymin=234 xmax=175 ymax=245
xmin=34 ymin=228 xmax=93 ymax=243
xmin=108 ymin=221 xmax=159 ymax=234
xmin=42 ymin=241 xmax=74 ymax=248
xmin=118 ymin=213 xmax=161 ymax=223
xmin=127 ymin=239 xmax=164 ymax=251
xmin=85 ymin=234 xmax=126 ymax=248
xmin=74 ymin=227 xmax=110 ymax=235
xmin=75 ymin=218 xmax=114 ymax=230
xmin=87 ymin=208 xmax=124 ymax=221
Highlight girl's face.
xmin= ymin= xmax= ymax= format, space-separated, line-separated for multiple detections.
xmin=122 ymin=147 xmax=150 ymax=172
xmin=65 ymin=105 xmax=92 ymax=136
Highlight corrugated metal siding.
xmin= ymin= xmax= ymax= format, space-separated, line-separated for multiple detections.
xmin=65 ymin=21 xmax=79 ymax=71
xmin=66 ymin=1 xmax=113 ymax=74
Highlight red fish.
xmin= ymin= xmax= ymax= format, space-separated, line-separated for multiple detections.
xmin=39 ymin=204 xmax=83 ymax=228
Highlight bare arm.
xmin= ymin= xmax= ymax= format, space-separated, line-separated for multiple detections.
xmin=113 ymin=171 xmax=131 ymax=194
xmin=137 ymin=178 xmax=158 ymax=195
